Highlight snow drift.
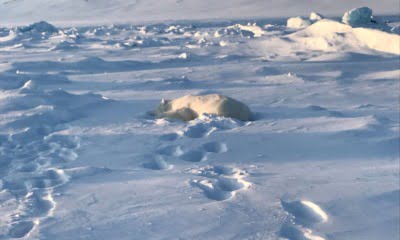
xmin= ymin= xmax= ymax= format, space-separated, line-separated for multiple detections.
xmin=155 ymin=94 xmax=252 ymax=121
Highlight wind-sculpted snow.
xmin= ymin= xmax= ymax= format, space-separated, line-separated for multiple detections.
xmin=0 ymin=9 xmax=399 ymax=239
xmin=0 ymin=79 xmax=109 ymax=238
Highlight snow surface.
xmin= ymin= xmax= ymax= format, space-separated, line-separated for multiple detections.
xmin=0 ymin=2 xmax=399 ymax=240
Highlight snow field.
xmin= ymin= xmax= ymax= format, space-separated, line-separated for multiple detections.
xmin=0 ymin=5 xmax=399 ymax=239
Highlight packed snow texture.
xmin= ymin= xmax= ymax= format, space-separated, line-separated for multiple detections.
xmin=0 ymin=4 xmax=399 ymax=240
xmin=155 ymin=94 xmax=252 ymax=121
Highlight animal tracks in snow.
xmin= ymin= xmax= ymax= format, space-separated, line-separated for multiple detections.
xmin=149 ymin=114 xmax=250 ymax=201
xmin=157 ymin=145 xmax=184 ymax=157
xmin=150 ymin=114 xmax=239 ymax=167
xmin=0 ymin=82 xmax=110 ymax=238
xmin=280 ymin=200 xmax=329 ymax=240
xmin=8 ymin=220 xmax=38 ymax=239
xmin=159 ymin=132 xmax=180 ymax=141
xmin=202 ymin=141 xmax=228 ymax=153
xmin=183 ymin=124 xmax=215 ymax=138
xmin=180 ymin=150 xmax=207 ymax=162
xmin=282 ymin=200 xmax=328 ymax=226
xmin=179 ymin=141 xmax=227 ymax=163
xmin=191 ymin=166 xmax=251 ymax=201
xmin=182 ymin=114 xmax=243 ymax=139
xmin=143 ymin=155 xmax=172 ymax=170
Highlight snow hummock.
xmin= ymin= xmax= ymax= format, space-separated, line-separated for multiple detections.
xmin=287 ymin=19 xmax=400 ymax=55
xmin=0 ymin=4 xmax=399 ymax=240
xmin=310 ymin=12 xmax=324 ymax=21
xmin=342 ymin=7 xmax=373 ymax=26
xmin=155 ymin=94 xmax=252 ymax=121
xmin=287 ymin=17 xmax=311 ymax=29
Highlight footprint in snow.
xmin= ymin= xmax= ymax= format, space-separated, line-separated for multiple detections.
xmin=180 ymin=150 xmax=207 ymax=162
xmin=191 ymin=166 xmax=250 ymax=201
xmin=157 ymin=145 xmax=184 ymax=157
xmin=177 ymin=141 xmax=228 ymax=163
xmin=183 ymin=124 xmax=216 ymax=138
xmin=202 ymin=141 xmax=228 ymax=153
xmin=159 ymin=132 xmax=181 ymax=141
xmin=279 ymin=200 xmax=329 ymax=240
xmin=8 ymin=190 xmax=56 ymax=239
xmin=143 ymin=155 xmax=172 ymax=170
xmin=182 ymin=114 xmax=244 ymax=139
xmin=8 ymin=220 xmax=37 ymax=239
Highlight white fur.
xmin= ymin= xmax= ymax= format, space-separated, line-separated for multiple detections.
xmin=155 ymin=94 xmax=252 ymax=121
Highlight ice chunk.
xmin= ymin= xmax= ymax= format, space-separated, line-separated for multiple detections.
xmin=342 ymin=7 xmax=373 ymax=26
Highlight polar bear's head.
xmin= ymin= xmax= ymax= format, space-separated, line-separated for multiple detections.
xmin=155 ymin=99 xmax=172 ymax=116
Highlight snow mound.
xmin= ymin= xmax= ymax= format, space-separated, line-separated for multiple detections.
xmin=287 ymin=17 xmax=311 ymax=29
xmin=310 ymin=12 xmax=324 ymax=21
xmin=17 ymin=21 xmax=59 ymax=34
xmin=291 ymin=19 xmax=400 ymax=54
xmin=155 ymin=94 xmax=252 ymax=121
xmin=342 ymin=7 xmax=373 ymax=26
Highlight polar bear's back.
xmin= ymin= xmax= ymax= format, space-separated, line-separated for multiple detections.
xmin=171 ymin=94 xmax=226 ymax=116
xmin=216 ymin=95 xmax=252 ymax=121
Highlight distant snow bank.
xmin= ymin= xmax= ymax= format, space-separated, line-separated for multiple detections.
xmin=293 ymin=19 xmax=400 ymax=55
xmin=285 ymin=7 xmax=400 ymax=55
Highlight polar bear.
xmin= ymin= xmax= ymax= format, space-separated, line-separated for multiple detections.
xmin=155 ymin=94 xmax=252 ymax=121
